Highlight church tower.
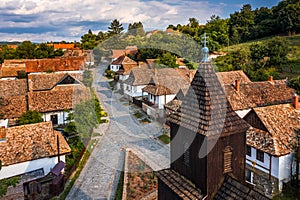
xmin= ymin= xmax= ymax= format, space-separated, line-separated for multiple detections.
xmin=158 ymin=34 xmax=250 ymax=199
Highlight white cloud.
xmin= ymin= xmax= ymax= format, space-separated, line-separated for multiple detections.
xmin=0 ymin=0 xmax=226 ymax=42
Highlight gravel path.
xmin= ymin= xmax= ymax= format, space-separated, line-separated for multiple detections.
xmin=66 ymin=64 xmax=170 ymax=200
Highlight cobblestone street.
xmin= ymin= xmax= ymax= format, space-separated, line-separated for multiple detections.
xmin=66 ymin=64 xmax=170 ymax=200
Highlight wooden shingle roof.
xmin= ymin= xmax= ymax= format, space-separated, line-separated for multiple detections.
xmin=216 ymin=70 xmax=251 ymax=85
xmin=0 ymin=122 xmax=71 ymax=166
xmin=246 ymin=104 xmax=300 ymax=156
xmin=142 ymin=84 xmax=174 ymax=96
xmin=0 ymin=95 xmax=27 ymax=119
xmin=28 ymin=85 xmax=90 ymax=113
xmin=167 ymin=62 xmax=249 ymax=137
xmin=224 ymin=80 xmax=295 ymax=111
xmin=123 ymin=68 xmax=154 ymax=86
xmin=214 ymin=175 xmax=269 ymax=200
xmin=155 ymin=169 xmax=204 ymax=200
xmin=28 ymin=72 xmax=83 ymax=91
xmin=0 ymin=79 xmax=28 ymax=97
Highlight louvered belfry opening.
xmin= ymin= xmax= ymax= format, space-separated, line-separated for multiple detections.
xmin=223 ymin=146 xmax=233 ymax=174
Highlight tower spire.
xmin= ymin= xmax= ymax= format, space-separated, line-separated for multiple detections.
xmin=202 ymin=33 xmax=209 ymax=62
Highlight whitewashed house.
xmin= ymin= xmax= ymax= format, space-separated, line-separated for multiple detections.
xmin=109 ymin=55 xmax=137 ymax=73
xmin=0 ymin=121 xmax=71 ymax=180
xmin=28 ymin=72 xmax=90 ymax=126
xmin=142 ymin=71 xmax=190 ymax=119
xmin=122 ymin=68 xmax=154 ymax=100
xmin=243 ymin=100 xmax=300 ymax=197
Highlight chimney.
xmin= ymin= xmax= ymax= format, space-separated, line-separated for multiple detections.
xmin=235 ymin=80 xmax=241 ymax=92
xmin=0 ymin=127 xmax=6 ymax=141
xmin=292 ymin=94 xmax=299 ymax=110
xmin=154 ymin=68 xmax=158 ymax=76
xmin=189 ymin=72 xmax=194 ymax=82
xmin=268 ymin=76 xmax=274 ymax=83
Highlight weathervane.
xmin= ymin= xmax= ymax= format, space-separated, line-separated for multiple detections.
xmin=201 ymin=33 xmax=209 ymax=62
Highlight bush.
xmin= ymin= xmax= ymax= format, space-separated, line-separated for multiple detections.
xmin=105 ymin=69 xmax=115 ymax=79
xmin=19 ymin=110 xmax=43 ymax=125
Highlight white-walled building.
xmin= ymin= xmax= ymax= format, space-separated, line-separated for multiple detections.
xmin=243 ymin=102 xmax=300 ymax=197
xmin=28 ymin=72 xmax=90 ymax=126
xmin=122 ymin=68 xmax=154 ymax=100
xmin=109 ymin=55 xmax=137 ymax=72
xmin=0 ymin=121 xmax=71 ymax=180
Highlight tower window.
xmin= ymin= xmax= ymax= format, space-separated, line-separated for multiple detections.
xmin=223 ymin=146 xmax=233 ymax=173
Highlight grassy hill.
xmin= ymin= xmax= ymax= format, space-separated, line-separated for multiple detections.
xmin=220 ymin=35 xmax=300 ymax=79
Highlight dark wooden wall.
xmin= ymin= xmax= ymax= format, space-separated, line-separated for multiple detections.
xmin=243 ymin=111 xmax=267 ymax=131
xmin=157 ymin=179 xmax=183 ymax=200
xmin=170 ymin=122 xmax=247 ymax=200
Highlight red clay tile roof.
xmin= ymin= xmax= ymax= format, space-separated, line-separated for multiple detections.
xmin=25 ymin=57 xmax=85 ymax=73
xmin=1 ymin=60 xmax=26 ymax=77
xmin=167 ymin=62 xmax=250 ymax=137
xmin=216 ymin=70 xmax=251 ymax=85
xmin=0 ymin=122 xmax=71 ymax=166
xmin=48 ymin=43 xmax=75 ymax=49
xmin=0 ymin=79 xmax=28 ymax=97
xmin=28 ymin=85 xmax=90 ymax=113
xmin=0 ymin=96 xmax=27 ymax=119
xmin=111 ymin=50 xmax=125 ymax=59
xmin=28 ymin=72 xmax=83 ymax=91
xmin=245 ymin=104 xmax=300 ymax=156
xmin=7 ymin=45 xmax=18 ymax=50
xmin=0 ymin=79 xmax=28 ymax=119
xmin=111 ymin=55 xmax=137 ymax=65
xmin=224 ymin=80 xmax=295 ymax=111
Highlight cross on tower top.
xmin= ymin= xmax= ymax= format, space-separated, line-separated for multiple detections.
xmin=202 ymin=33 xmax=209 ymax=47
xmin=201 ymin=33 xmax=209 ymax=62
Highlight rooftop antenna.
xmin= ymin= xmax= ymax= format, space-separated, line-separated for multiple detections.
xmin=201 ymin=33 xmax=209 ymax=62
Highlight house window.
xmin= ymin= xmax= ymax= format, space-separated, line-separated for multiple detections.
xmin=245 ymin=169 xmax=254 ymax=183
xmin=223 ymin=146 xmax=233 ymax=173
xmin=246 ymin=145 xmax=251 ymax=157
xmin=183 ymin=143 xmax=190 ymax=167
xmin=256 ymin=149 xmax=264 ymax=162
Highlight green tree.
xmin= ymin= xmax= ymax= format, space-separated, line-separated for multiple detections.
xmin=188 ymin=18 xmax=199 ymax=28
xmin=274 ymin=0 xmax=300 ymax=35
xmin=228 ymin=4 xmax=255 ymax=43
xmin=82 ymin=70 xmax=93 ymax=87
xmin=15 ymin=41 xmax=36 ymax=59
xmin=18 ymin=110 xmax=43 ymax=125
xmin=108 ymin=19 xmax=124 ymax=36
xmin=128 ymin=22 xmax=145 ymax=37
xmin=205 ymin=15 xmax=229 ymax=49
xmin=35 ymin=43 xmax=55 ymax=59
xmin=289 ymin=76 xmax=300 ymax=94
xmin=266 ymin=36 xmax=289 ymax=71
xmin=0 ymin=177 xmax=20 ymax=197
xmin=81 ymin=29 xmax=99 ymax=50
xmin=156 ymin=52 xmax=179 ymax=68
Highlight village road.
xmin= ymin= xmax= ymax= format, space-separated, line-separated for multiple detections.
xmin=66 ymin=63 xmax=170 ymax=200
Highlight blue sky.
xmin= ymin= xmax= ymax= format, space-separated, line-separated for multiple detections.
xmin=0 ymin=0 xmax=280 ymax=42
